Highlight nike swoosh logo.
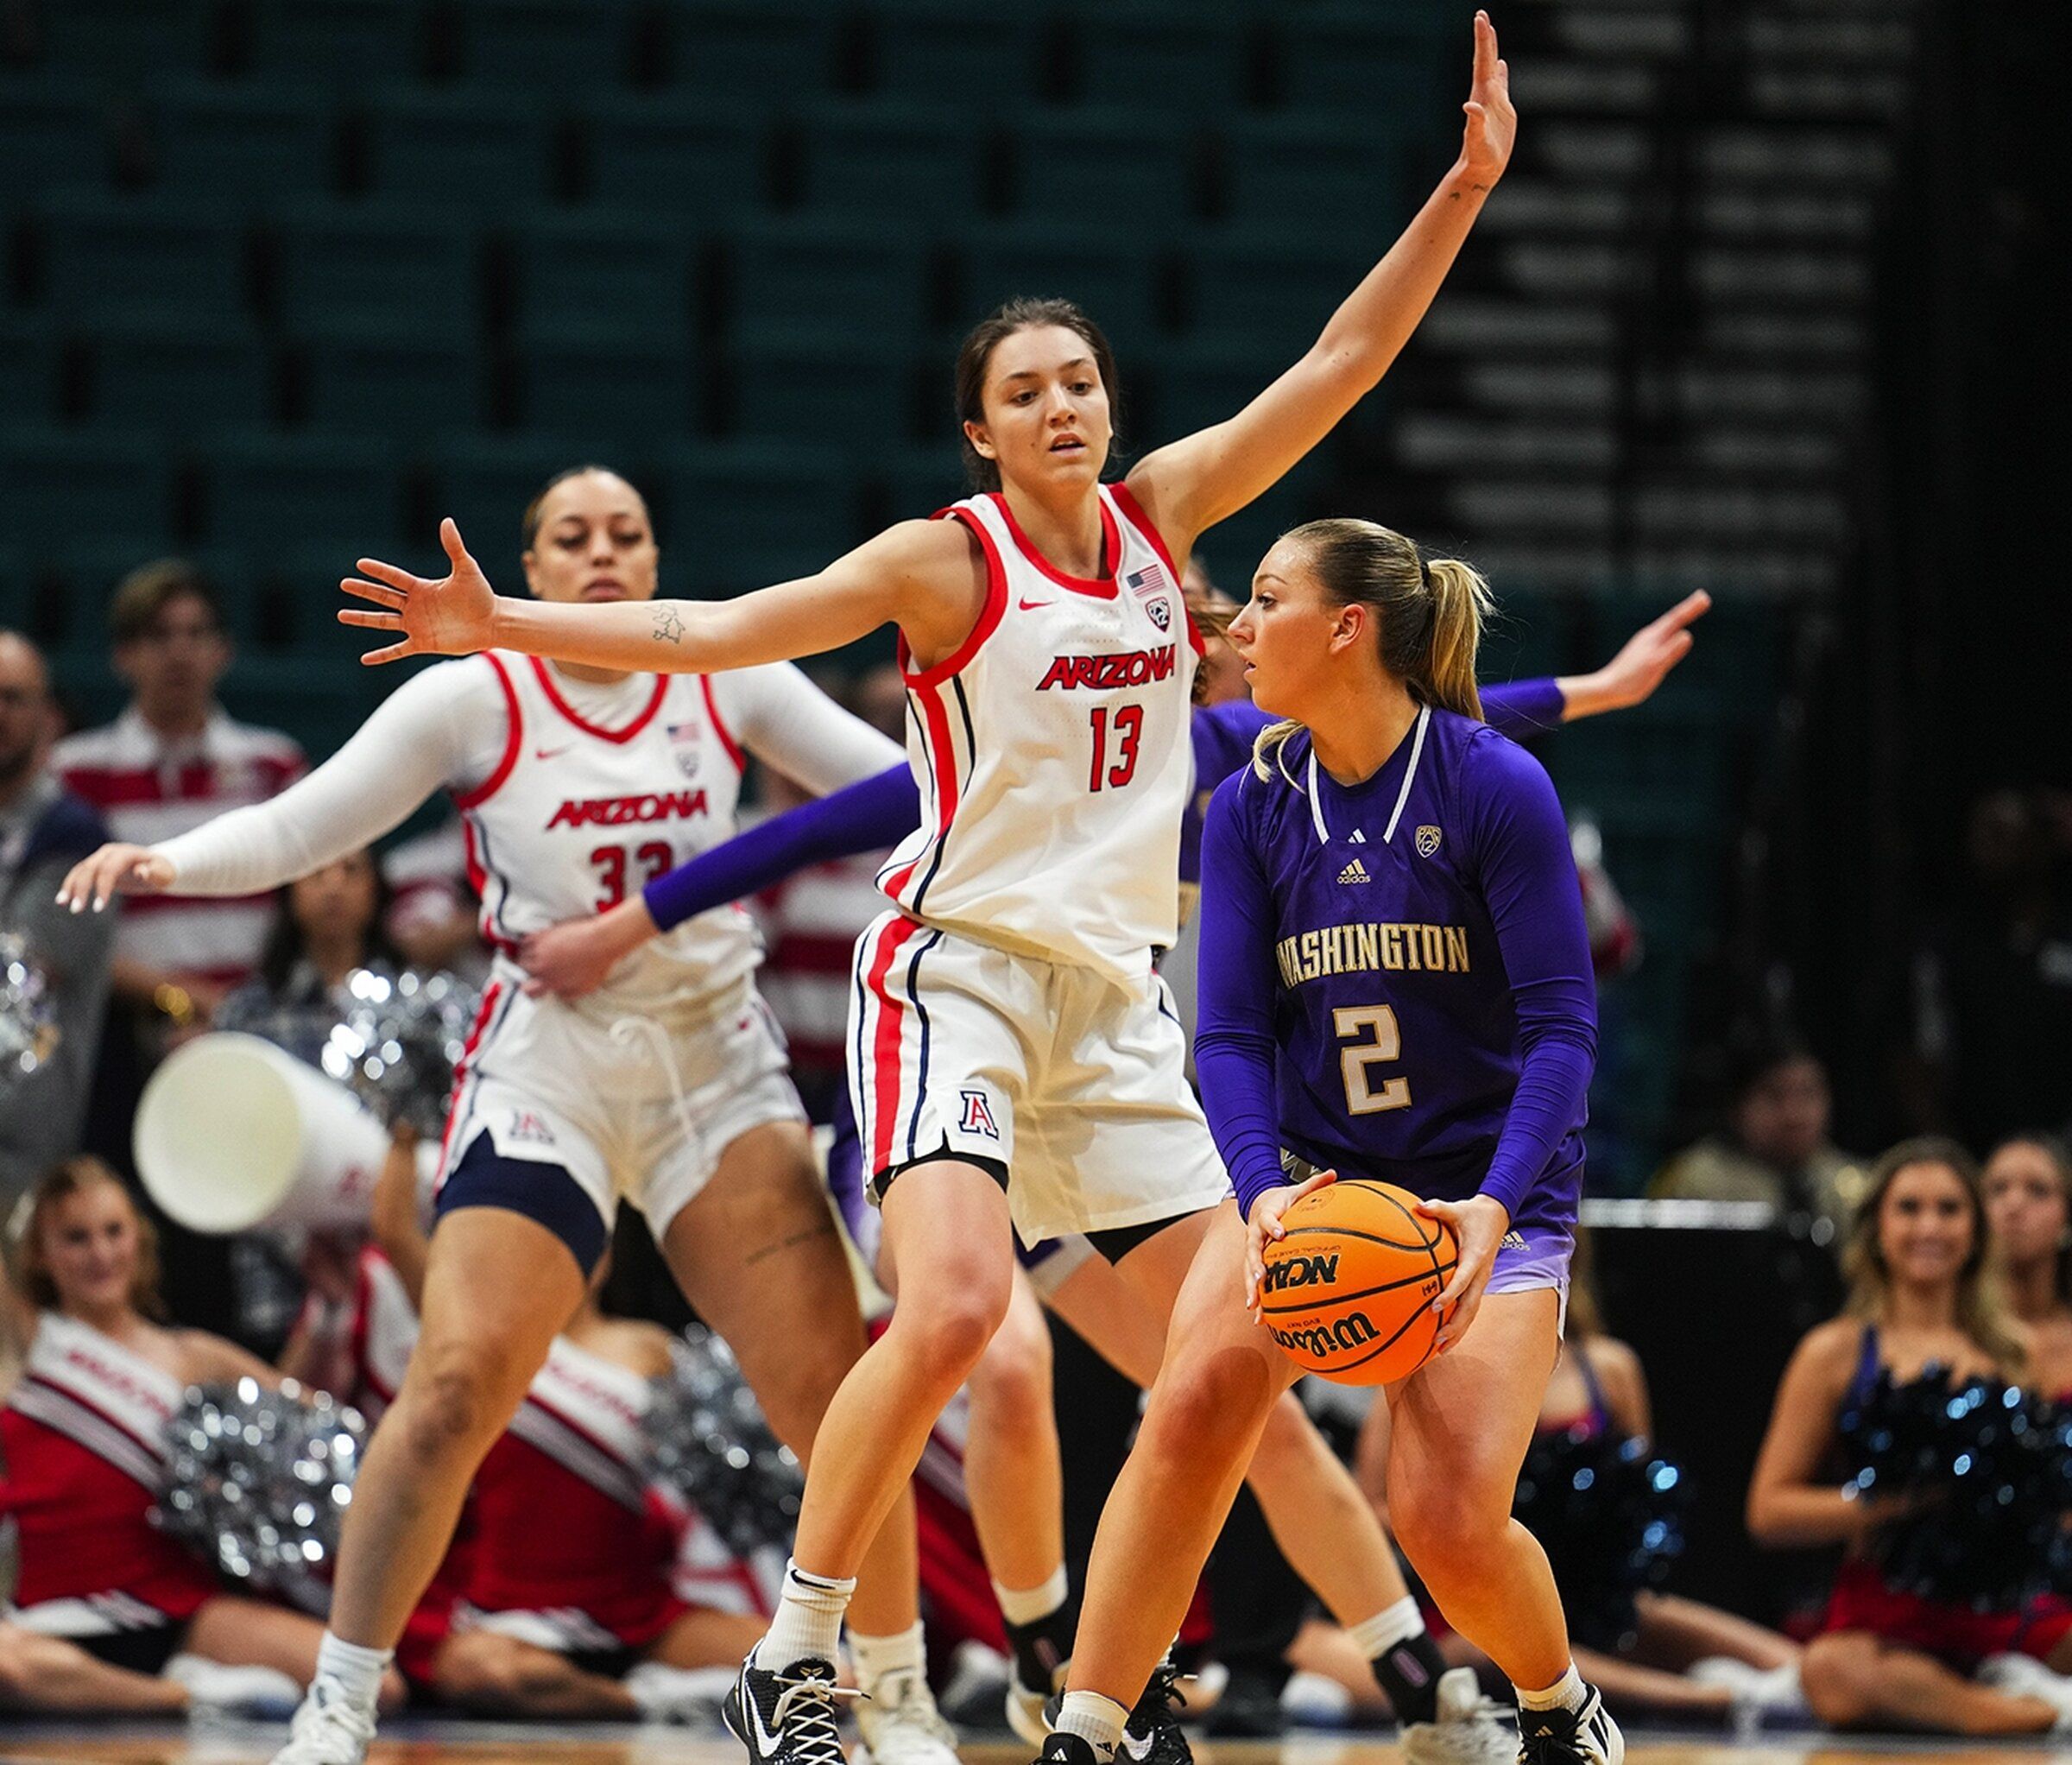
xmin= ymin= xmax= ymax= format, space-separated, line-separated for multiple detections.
xmin=743 ymin=1687 xmax=784 ymax=1757
xmin=534 ymin=746 xmax=572 ymax=760
xmin=1120 ymin=1730 xmax=1155 ymax=1762
xmin=1018 ymin=597 xmax=1054 ymax=610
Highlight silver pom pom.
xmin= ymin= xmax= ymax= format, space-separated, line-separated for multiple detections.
xmin=320 ymin=968 xmax=480 ymax=1136
xmin=0 ymin=932 xmax=60 ymax=1096
xmin=648 ymin=1328 xmax=803 ymax=1560
xmin=154 ymin=1378 xmax=365 ymax=1613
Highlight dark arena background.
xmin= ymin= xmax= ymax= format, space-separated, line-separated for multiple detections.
xmin=0 ymin=0 xmax=2067 ymax=1762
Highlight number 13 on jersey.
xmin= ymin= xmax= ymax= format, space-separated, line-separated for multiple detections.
xmin=1088 ymin=705 xmax=1143 ymax=793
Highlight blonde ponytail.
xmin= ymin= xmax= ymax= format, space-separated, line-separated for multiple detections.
xmin=1418 ymin=558 xmax=1492 ymax=721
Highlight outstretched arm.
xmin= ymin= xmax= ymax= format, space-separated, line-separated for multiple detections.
xmin=341 ymin=517 xmax=981 ymax=675
xmin=1556 ymin=591 xmax=1710 ymax=720
xmin=1124 ymin=11 xmax=1515 ymax=547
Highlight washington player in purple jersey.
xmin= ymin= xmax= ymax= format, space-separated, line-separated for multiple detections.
xmin=1183 ymin=517 xmax=1616 ymax=1763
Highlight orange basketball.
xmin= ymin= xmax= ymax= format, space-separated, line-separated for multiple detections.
xmin=1257 ymin=1180 xmax=1460 ymax=1385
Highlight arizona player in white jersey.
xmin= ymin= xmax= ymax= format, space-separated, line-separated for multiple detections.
xmin=58 ymin=469 xmax=949 ymax=1765
xmin=329 ymin=19 xmax=1514 ymax=1765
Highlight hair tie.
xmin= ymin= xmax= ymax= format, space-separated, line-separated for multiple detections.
xmin=1418 ymin=554 xmax=1433 ymax=591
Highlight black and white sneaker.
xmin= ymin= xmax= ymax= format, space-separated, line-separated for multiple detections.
xmin=1119 ymin=1655 xmax=1193 ymax=1765
xmin=725 ymin=1654 xmax=852 ymax=1765
xmin=1033 ymin=1735 xmax=1102 ymax=1765
xmin=1515 ymin=1684 xmax=1623 ymax=1765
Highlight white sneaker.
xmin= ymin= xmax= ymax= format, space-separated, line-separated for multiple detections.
xmin=1514 ymin=1683 xmax=1622 ymax=1765
xmin=1279 ymin=1668 xmax=1354 ymax=1728
xmin=1402 ymin=1666 xmax=1516 ymax=1765
xmin=165 ymin=1654 xmax=304 ymax=1720
xmin=1006 ymin=1674 xmax=1049 ymax=1747
xmin=1979 ymin=1651 xmax=2072 ymax=1727
xmin=268 ymin=1678 xmax=381 ymax=1765
xmin=1687 ymin=1656 xmax=1808 ymax=1718
xmin=624 ymin=1660 xmax=737 ymax=1725
xmin=856 ymin=1667 xmax=959 ymax=1765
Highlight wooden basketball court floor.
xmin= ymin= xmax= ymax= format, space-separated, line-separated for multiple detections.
xmin=0 ymin=1729 xmax=2056 ymax=1764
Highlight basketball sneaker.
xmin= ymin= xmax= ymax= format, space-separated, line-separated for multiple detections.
xmin=1033 ymin=1735 xmax=1102 ymax=1765
xmin=1401 ymin=1666 xmax=1515 ymax=1765
xmin=1118 ymin=1654 xmax=1193 ymax=1765
xmin=267 ymin=1678 xmax=379 ymax=1765
xmin=1515 ymin=1683 xmax=1623 ymax=1765
xmin=726 ymin=1654 xmax=852 ymax=1765
xmin=166 ymin=1654 xmax=302 ymax=1720
xmin=856 ymin=1664 xmax=960 ymax=1765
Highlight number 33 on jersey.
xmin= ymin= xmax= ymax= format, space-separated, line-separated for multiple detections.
xmin=876 ymin=484 xmax=1205 ymax=984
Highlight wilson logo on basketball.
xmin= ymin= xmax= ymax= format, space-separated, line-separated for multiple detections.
xmin=545 ymin=789 xmax=709 ymax=830
xmin=1268 ymin=1312 xmax=1382 ymax=1358
xmin=1260 ymin=1252 xmax=1340 ymax=1293
xmin=1034 ymin=645 xmax=1177 ymax=691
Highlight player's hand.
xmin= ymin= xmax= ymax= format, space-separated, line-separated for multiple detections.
xmin=1583 ymin=591 xmax=1712 ymax=713
xmin=55 ymin=843 xmax=174 ymax=912
xmin=1418 ymin=1192 xmax=1511 ymax=1354
xmin=519 ymin=900 xmax=654 ymax=1000
xmin=1458 ymin=11 xmax=1517 ymax=189
xmin=1246 ymin=1168 xmax=1338 ymax=1321
xmin=340 ymin=518 xmax=500 ymax=666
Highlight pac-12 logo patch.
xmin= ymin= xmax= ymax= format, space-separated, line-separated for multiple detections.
xmin=665 ymin=720 xmax=704 ymax=781
xmin=1415 ymin=825 xmax=1443 ymax=857
xmin=958 ymin=1088 xmax=1001 ymax=1140
xmin=1145 ymin=595 xmax=1172 ymax=632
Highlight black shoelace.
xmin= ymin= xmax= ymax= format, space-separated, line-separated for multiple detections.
xmin=1129 ymin=1657 xmax=1185 ymax=1730
xmin=1517 ymin=1701 xmax=1585 ymax=1765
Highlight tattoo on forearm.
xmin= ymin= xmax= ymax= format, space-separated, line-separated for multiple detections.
xmin=652 ymin=606 xmax=685 ymax=645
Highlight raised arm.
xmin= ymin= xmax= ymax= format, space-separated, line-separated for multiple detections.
xmin=1123 ymin=11 xmax=1515 ymax=547
xmin=55 ymin=665 xmax=480 ymax=912
xmin=341 ymin=516 xmax=982 ymax=676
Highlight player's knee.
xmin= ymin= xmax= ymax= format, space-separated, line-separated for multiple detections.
xmin=970 ymin=1301 xmax=1052 ymax=1420
xmin=1247 ymin=1391 xmax=1318 ymax=1482
xmin=1387 ymin=1471 xmax=1509 ymax=1572
xmin=398 ymin=1340 xmax=527 ymax=1463
xmin=0 ymin=1627 xmax=39 ymax=1705
xmin=1798 ymin=1635 xmax=1878 ymax=1729
xmin=894 ymin=1275 xmax=1012 ymax=1389
xmin=1140 ymin=1351 xmax=1276 ymax=1466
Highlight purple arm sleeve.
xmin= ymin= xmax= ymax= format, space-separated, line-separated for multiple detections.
xmin=1467 ymin=740 xmax=1597 ymax=1218
xmin=1479 ymin=678 xmax=1566 ymax=741
xmin=1191 ymin=775 xmax=1292 ymax=1219
xmin=641 ymin=764 xmax=920 ymax=933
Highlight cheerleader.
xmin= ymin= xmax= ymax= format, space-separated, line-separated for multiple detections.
xmin=1749 ymin=1138 xmax=2072 ymax=1736
xmin=0 ymin=1159 xmax=404 ymax=1718
xmin=1983 ymin=1133 xmax=2072 ymax=1398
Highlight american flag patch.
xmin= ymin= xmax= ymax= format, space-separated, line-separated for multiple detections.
xmin=1125 ymin=563 xmax=1171 ymax=600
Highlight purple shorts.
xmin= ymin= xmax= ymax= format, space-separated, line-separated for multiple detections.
xmin=1485 ymin=1224 xmax=1576 ymax=1332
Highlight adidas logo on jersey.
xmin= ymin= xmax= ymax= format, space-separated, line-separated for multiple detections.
xmin=1337 ymin=857 xmax=1372 ymax=885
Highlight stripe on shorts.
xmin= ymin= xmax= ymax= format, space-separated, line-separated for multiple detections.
xmin=901 ymin=928 xmax=944 ymax=1161
xmin=863 ymin=916 xmax=924 ymax=1176
xmin=437 ymin=979 xmax=512 ymax=1181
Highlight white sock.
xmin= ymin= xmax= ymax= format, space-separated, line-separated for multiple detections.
xmin=754 ymin=1559 xmax=857 ymax=1672
xmin=1345 ymin=1596 xmax=1427 ymax=1657
xmin=1517 ymin=1663 xmax=1587 ymax=1715
xmin=850 ymin=1621 xmax=926 ymax=1698
xmin=1055 ymin=1689 xmax=1128 ymax=1758
xmin=994 ymin=1564 xmax=1070 ymax=1629
xmin=312 ymin=1632 xmax=392 ymax=1711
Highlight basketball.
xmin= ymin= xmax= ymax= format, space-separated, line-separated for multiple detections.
xmin=1258 ymin=1180 xmax=1461 ymax=1386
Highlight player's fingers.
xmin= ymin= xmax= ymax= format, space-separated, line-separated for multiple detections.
xmin=361 ymin=640 xmax=416 ymax=667
xmin=339 ymin=578 xmax=407 ymax=610
xmin=1473 ymin=9 xmax=1495 ymax=81
xmin=1662 ymin=588 xmax=1713 ymax=629
xmin=353 ymin=557 xmax=426 ymax=594
xmin=338 ymin=609 xmax=404 ymax=632
xmin=440 ymin=517 xmax=478 ymax=572
xmin=1435 ymin=1281 xmax=1487 ymax=1355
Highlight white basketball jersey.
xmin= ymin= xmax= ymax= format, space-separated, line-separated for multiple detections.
xmin=878 ymin=485 xmax=1201 ymax=984
xmin=453 ymin=655 xmax=759 ymax=1022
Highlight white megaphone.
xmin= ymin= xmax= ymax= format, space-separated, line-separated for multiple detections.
xmin=134 ymin=1032 xmax=392 ymax=1234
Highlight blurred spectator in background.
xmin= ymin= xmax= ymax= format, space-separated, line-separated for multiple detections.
xmin=53 ymin=561 xmax=305 ymax=1043
xmin=1650 ymin=1037 xmax=1866 ymax=1242
xmin=0 ymin=633 xmax=114 ymax=1204
xmin=1905 ymin=789 xmax=2072 ymax=1149
xmin=215 ymin=849 xmax=402 ymax=1066
xmin=1982 ymin=1131 xmax=2072 ymax=1400
xmin=747 ymin=664 xmax=904 ymax=1122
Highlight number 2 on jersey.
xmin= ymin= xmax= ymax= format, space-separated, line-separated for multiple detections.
xmin=1333 ymin=1004 xmax=1412 ymax=1115
xmin=591 ymin=842 xmax=673 ymax=909
xmin=1088 ymin=704 xmax=1143 ymax=792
